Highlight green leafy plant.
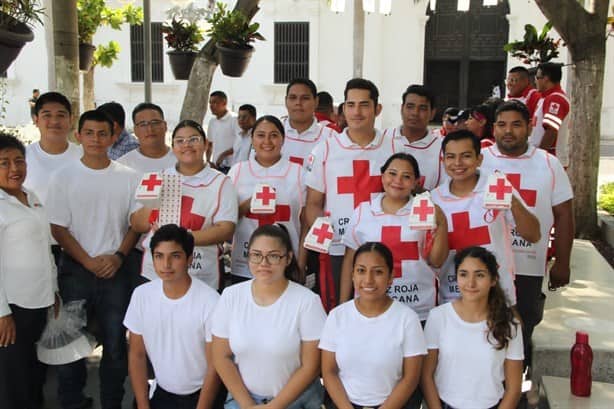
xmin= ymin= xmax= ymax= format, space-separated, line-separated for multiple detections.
xmin=0 ymin=0 xmax=45 ymax=30
xmin=93 ymin=40 xmax=120 ymax=68
xmin=503 ymin=22 xmax=562 ymax=66
xmin=598 ymin=182 xmax=614 ymax=215
xmin=206 ymin=2 xmax=264 ymax=49
xmin=77 ymin=0 xmax=143 ymax=44
xmin=161 ymin=18 xmax=204 ymax=52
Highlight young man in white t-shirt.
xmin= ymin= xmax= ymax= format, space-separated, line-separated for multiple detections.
xmin=231 ymin=104 xmax=257 ymax=165
xmin=117 ymin=103 xmax=176 ymax=173
xmin=125 ymin=224 xmax=220 ymax=409
xmin=482 ymin=100 xmax=574 ymax=371
xmin=385 ymin=84 xmax=444 ymax=190
xmin=46 ymin=110 xmax=142 ymax=409
xmin=207 ymin=91 xmax=237 ymax=173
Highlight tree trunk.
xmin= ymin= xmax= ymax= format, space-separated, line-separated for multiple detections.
xmin=535 ymin=0 xmax=609 ymax=238
xmin=83 ymin=67 xmax=96 ymax=111
xmin=51 ymin=0 xmax=80 ymax=121
xmin=179 ymin=0 xmax=260 ymax=123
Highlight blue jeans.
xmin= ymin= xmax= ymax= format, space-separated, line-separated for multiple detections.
xmin=225 ymin=379 xmax=323 ymax=409
xmin=56 ymin=254 xmax=132 ymax=409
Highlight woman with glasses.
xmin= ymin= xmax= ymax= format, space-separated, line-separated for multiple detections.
xmin=212 ymin=224 xmax=326 ymax=409
xmin=131 ymin=120 xmax=238 ymax=291
xmin=227 ymin=115 xmax=306 ymax=285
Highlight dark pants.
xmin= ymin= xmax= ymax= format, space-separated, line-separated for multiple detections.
xmin=57 ymin=254 xmax=132 ymax=409
xmin=514 ymin=275 xmax=545 ymax=371
xmin=0 ymin=304 xmax=47 ymax=409
xmin=150 ymin=386 xmax=200 ymax=409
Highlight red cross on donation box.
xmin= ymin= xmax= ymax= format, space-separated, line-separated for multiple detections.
xmin=304 ymin=216 xmax=334 ymax=253
xmin=409 ymin=192 xmax=436 ymax=230
xmin=484 ymin=172 xmax=513 ymax=209
xmin=250 ymin=184 xmax=277 ymax=214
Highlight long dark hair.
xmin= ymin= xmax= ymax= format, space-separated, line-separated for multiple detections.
xmin=454 ymin=246 xmax=518 ymax=350
xmin=247 ymin=224 xmax=299 ymax=282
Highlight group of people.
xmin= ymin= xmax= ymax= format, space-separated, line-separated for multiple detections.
xmin=0 ymin=60 xmax=574 ymax=409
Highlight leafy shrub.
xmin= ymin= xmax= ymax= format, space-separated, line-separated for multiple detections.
xmin=598 ymin=182 xmax=614 ymax=215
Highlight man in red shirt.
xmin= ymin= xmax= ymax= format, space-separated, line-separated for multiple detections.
xmin=315 ymin=91 xmax=342 ymax=132
xmin=505 ymin=66 xmax=541 ymax=118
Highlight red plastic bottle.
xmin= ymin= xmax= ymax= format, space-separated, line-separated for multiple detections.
xmin=570 ymin=331 xmax=593 ymax=397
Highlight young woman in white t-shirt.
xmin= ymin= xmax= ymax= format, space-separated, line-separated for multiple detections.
xmin=421 ymin=246 xmax=524 ymax=409
xmin=212 ymin=224 xmax=326 ymax=409
xmin=321 ymin=242 xmax=426 ymax=409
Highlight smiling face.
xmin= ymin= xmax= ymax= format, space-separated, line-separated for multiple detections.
xmin=152 ymin=240 xmax=192 ymax=283
xmin=252 ymin=120 xmax=283 ymax=166
xmin=0 ymin=148 xmax=27 ymax=195
xmin=443 ymin=138 xmax=482 ymax=184
xmin=133 ymin=109 xmax=167 ymax=151
xmin=456 ymin=256 xmax=496 ymax=302
xmin=172 ymin=126 xmax=206 ymax=168
xmin=248 ymin=235 xmax=291 ymax=285
xmin=381 ymin=158 xmax=418 ymax=202
xmin=493 ymin=110 xmax=531 ymax=156
xmin=344 ymin=88 xmax=380 ymax=134
xmin=352 ymin=250 xmax=393 ymax=301
xmin=506 ymin=72 xmax=528 ymax=97
xmin=34 ymin=102 xmax=73 ymax=144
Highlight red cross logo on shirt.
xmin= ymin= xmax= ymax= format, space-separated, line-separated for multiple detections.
xmin=505 ymin=174 xmax=537 ymax=207
xmin=414 ymin=199 xmax=434 ymax=221
xmin=289 ymin=156 xmax=304 ymax=166
xmin=180 ymin=196 xmax=206 ymax=231
xmin=256 ymin=186 xmax=275 ymax=205
xmin=312 ymin=223 xmax=334 ymax=244
xmin=447 ymin=212 xmax=491 ymax=251
xmin=141 ymin=174 xmax=162 ymax=191
xmin=246 ymin=205 xmax=291 ymax=226
xmin=381 ymin=226 xmax=419 ymax=278
xmin=489 ymin=178 xmax=512 ymax=200
xmin=336 ymin=160 xmax=383 ymax=208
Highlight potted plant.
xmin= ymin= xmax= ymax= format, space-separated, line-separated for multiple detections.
xmin=0 ymin=0 xmax=44 ymax=74
xmin=161 ymin=4 xmax=209 ymax=80
xmin=206 ymin=2 xmax=264 ymax=78
xmin=503 ymin=22 xmax=562 ymax=77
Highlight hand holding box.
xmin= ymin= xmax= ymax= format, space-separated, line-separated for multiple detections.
xmin=409 ymin=192 xmax=436 ymax=230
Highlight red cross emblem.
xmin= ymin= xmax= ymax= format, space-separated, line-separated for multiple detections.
xmin=336 ymin=160 xmax=383 ymax=208
xmin=246 ymin=205 xmax=291 ymax=226
xmin=256 ymin=186 xmax=276 ymax=205
xmin=489 ymin=178 xmax=513 ymax=200
xmin=312 ymin=223 xmax=334 ymax=244
xmin=180 ymin=196 xmax=206 ymax=230
xmin=505 ymin=173 xmax=536 ymax=207
xmin=289 ymin=156 xmax=304 ymax=166
xmin=141 ymin=173 xmax=162 ymax=191
xmin=414 ymin=199 xmax=434 ymax=221
xmin=448 ymin=212 xmax=491 ymax=251
xmin=381 ymin=226 xmax=419 ymax=278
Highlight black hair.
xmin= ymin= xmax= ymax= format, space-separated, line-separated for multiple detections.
xmin=32 ymin=88 xmax=39 ymax=93
xmin=454 ymin=246 xmax=517 ymax=350
xmin=402 ymin=84 xmax=436 ymax=109
xmin=34 ymin=91 xmax=71 ymax=116
xmin=252 ymin=115 xmax=285 ymax=137
xmin=537 ymin=62 xmax=563 ymax=83
xmin=353 ymin=242 xmax=394 ymax=277
xmin=0 ymin=132 xmax=26 ymax=156
xmin=380 ymin=152 xmax=421 ymax=181
xmin=344 ymin=78 xmax=379 ymax=106
xmin=247 ymin=224 xmax=299 ymax=282
xmin=78 ymin=110 xmax=114 ymax=134
xmin=172 ymin=120 xmax=207 ymax=145
xmin=508 ymin=66 xmax=530 ymax=78
xmin=470 ymin=98 xmax=503 ymax=140
xmin=132 ymin=102 xmax=164 ymax=123
xmin=97 ymin=101 xmax=126 ymax=128
xmin=150 ymin=224 xmax=195 ymax=257
xmin=239 ymin=104 xmax=257 ymax=118
xmin=210 ymin=90 xmax=228 ymax=100
xmin=286 ymin=78 xmax=317 ymax=98
xmin=337 ymin=102 xmax=344 ymax=116
xmin=442 ymin=129 xmax=481 ymax=156
xmin=495 ymin=100 xmax=531 ymax=125
xmin=316 ymin=91 xmax=334 ymax=111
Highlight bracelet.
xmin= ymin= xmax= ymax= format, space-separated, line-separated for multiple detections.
xmin=114 ymin=251 xmax=126 ymax=264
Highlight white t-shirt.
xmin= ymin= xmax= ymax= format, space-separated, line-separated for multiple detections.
xmin=424 ymin=302 xmax=524 ymax=408
xmin=304 ymin=129 xmax=404 ymax=255
xmin=319 ymin=300 xmax=426 ymax=406
xmin=228 ymin=157 xmax=305 ymax=278
xmin=480 ymin=145 xmax=573 ymax=277
xmin=46 ymin=160 xmax=141 ymax=257
xmin=386 ymin=127 xmax=444 ymax=191
xmin=208 ymin=111 xmax=238 ymax=167
xmin=231 ymin=129 xmax=253 ymax=165
xmin=281 ymin=118 xmax=331 ymax=167
xmin=430 ymin=173 xmax=519 ymax=305
xmin=116 ymin=148 xmax=176 ymax=174
xmin=124 ymin=278 xmax=219 ymax=395
xmin=211 ymin=281 xmax=326 ymax=397
xmin=343 ymin=193 xmax=437 ymax=320
xmin=141 ymin=166 xmax=238 ymax=290
xmin=24 ymin=141 xmax=82 ymax=205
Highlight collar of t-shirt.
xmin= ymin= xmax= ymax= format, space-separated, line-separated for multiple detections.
xmin=487 ymin=143 xmax=535 ymax=159
xmin=0 ymin=186 xmax=41 ymax=208
xmin=438 ymin=171 xmax=490 ymax=199
xmin=338 ymin=128 xmax=383 ymax=148
xmin=284 ymin=117 xmax=319 ymax=137
xmin=395 ymin=126 xmax=438 ymax=148
xmin=370 ymin=192 xmax=413 ymax=216
xmin=214 ymin=111 xmax=234 ymax=123
xmin=248 ymin=155 xmax=289 ymax=176
xmin=168 ymin=163 xmax=218 ymax=185
xmin=541 ymin=84 xmax=564 ymax=98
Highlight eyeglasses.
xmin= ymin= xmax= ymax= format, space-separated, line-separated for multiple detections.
xmin=247 ymin=252 xmax=287 ymax=265
xmin=173 ymin=135 xmax=203 ymax=146
xmin=135 ymin=119 xmax=165 ymax=129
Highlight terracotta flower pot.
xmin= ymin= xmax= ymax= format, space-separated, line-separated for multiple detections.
xmin=167 ymin=50 xmax=197 ymax=80
xmin=0 ymin=12 xmax=34 ymax=74
xmin=216 ymin=43 xmax=254 ymax=78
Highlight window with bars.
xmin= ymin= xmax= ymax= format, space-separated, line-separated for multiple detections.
xmin=130 ymin=22 xmax=164 ymax=82
xmin=274 ymin=22 xmax=309 ymax=84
